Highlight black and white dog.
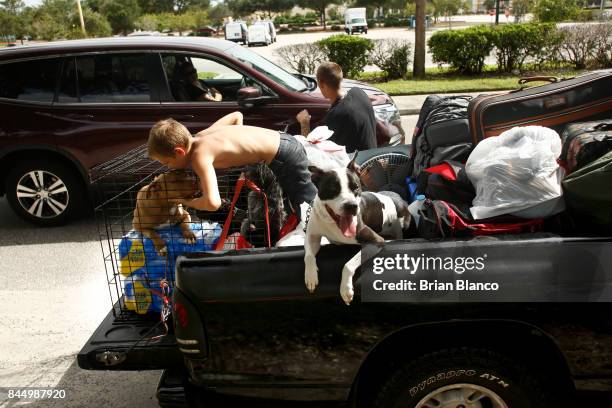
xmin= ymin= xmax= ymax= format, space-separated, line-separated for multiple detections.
xmin=305 ymin=153 xmax=413 ymax=305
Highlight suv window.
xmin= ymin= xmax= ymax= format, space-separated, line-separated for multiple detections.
xmin=69 ymin=54 xmax=153 ymax=103
xmin=0 ymin=58 xmax=59 ymax=103
xmin=161 ymin=53 xmax=250 ymax=102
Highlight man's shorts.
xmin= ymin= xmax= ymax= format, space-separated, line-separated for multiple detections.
xmin=268 ymin=132 xmax=317 ymax=213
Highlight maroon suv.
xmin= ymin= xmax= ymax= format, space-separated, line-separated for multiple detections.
xmin=0 ymin=37 xmax=405 ymax=226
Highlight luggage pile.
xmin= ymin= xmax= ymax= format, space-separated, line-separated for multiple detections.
xmin=404 ymin=70 xmax=612 ymax=237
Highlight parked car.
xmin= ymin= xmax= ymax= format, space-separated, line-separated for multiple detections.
xmin=224 ymin=21 xmax=248 ymax=45
xmin=247 ymin=23 xmax=272 ymax=46
xmin=0 ymin=37 xmax=404 ymax=226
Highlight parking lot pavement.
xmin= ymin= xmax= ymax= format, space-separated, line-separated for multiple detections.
xmin=401 ymin=114 xmax=417 ymax=144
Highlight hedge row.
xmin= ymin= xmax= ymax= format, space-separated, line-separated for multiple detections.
xmin=429 ymin=22 xmax=612 ymax=74
xmin=275 ymin=35 xmax=411 ymax=80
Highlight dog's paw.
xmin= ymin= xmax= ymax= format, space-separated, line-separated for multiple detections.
xmin=182 ymin=231 xmax=197 ymax=245
xmin=340 ymin=282 xmax=354 ymax=305
xmin=304 ymin=265 xmax=319 ymax=293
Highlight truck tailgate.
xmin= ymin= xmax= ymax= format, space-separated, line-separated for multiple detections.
xmin=78 ymin=302 xmax=182 ymax=370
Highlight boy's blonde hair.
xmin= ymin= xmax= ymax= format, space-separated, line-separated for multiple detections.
xmin=148 ymin=118 xmax=191 ymax=158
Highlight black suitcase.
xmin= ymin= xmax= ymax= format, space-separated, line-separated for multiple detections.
xmin=560 ymin=120 xmax=612 ymax=173
xmin=411 ymin=96 xmax=473 ymax=178
xmin=423 ymin=96 xmax=471 ymax=149
xmin=468 ymin=71 xmax=612 ymax=144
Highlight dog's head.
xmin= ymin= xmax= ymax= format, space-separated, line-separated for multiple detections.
xmin=309 ymin=152 xmax=362 ymax=238
xmin=146 ymin=171 xmax=197 ymax=200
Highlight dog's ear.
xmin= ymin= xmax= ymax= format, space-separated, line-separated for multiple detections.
xmin=308 ymin=166 xmax=325 ymax=188
xmin=347 ymin=151 xmax=360 ymax=174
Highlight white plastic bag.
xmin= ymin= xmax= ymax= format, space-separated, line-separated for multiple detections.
xmin=294 ymin=126 xmax=349 ymax=170
xmin=466 ymin=126 xmax=565 ymax=220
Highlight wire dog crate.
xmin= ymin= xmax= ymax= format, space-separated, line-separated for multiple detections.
xmin=92 ymin=145 xmax=274 ymax=319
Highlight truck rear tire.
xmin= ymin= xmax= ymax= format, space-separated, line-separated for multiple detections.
xmin=371 ymin=347 xmax=568 ymax=408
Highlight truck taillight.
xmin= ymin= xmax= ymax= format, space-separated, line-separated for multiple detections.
xmin=173 ymin=300 xmax=189 ymax=328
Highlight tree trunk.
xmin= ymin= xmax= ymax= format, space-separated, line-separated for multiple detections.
xmin=413 ymin=0 xmax=426 ymax=79
xmin=321 ymin=10 xmax=326 ymax=29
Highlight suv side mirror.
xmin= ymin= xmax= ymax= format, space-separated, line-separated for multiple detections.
xmin=237 ymin=86 xmax=277 ymax=108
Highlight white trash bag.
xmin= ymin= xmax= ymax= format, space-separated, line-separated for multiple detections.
xmin=466 ymin=126 xmax=565 ymax=220
xmin=294 ymin=126 xmax=349 ymax=170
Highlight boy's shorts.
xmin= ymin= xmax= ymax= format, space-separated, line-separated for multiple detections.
xmin=268 ymin=132 xmax=317 ymax=214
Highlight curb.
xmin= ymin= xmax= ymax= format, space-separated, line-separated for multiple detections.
xmin=399 ymin=108 xmax=420 ymax=115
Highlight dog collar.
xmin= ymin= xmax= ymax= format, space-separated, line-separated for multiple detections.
xmin=302 ymin=202 xmax=313 ymax=233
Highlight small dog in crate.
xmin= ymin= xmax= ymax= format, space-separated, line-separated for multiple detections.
xmin=133 ymin=170 xmax=198 ymax=256
xmin=240 ymin=163 xmax=287 ymax=246
xmin=304 ymin=153 xmax=413 ymax=305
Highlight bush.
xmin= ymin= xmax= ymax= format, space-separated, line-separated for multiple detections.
xmin=533 ymin=0 xmax=580 ymax=22
xmin=275 ymin=43 xmax=326 ymax=74
xmin=317 ymin=34 xmax=373 ymax=78
xmin=383 ymin=16 xmax=405 ymax=27
xmin=591 ymin=23 xmax=612 ymax=68
xmin=367 ymin=19 xmax=376 ymax=28
xmin=330 ymin=25 xmax=341 ymax=31
xmin=558 ymin=23 xmax=612 ymax=69
xmin=491 ymin=23 xmax=559 ymax=72
xmin=370 ymin=39 xmax=411 ymax=79
xmin=428 ymin=25 xmax=494 ymax=74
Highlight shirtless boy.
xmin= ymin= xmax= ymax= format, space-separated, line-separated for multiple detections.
xmin=147 ymin=112 xmax=317 ymax=214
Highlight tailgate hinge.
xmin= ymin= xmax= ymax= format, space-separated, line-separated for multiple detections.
xmin=96 ymin=350 xmax=127 ymax=367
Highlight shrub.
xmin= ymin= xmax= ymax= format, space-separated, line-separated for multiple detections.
xmin=370 ymin=39 xmax=412 ymax=79
xmin=317 ymin=34 xmax=374 ymax=78
xmin=275 ymin=43 xmax=326 ymax=74
xmin=330 ymin=25 xmax=341 ymax=31
xmin=428 ymin=25 xmax=494 ymax=74
xmin=533 ymin=0 xmax=580 ymax=22
xmin=367 ymin=19 xmax=376 ymax=28
xmin=591 ymin=23 xmax=612 ymax=68
xmin=491 ymin=23 xmax=560 ymax=72
xmin=558 ymin=23 xmax=612 ymax=69
xmin=383 ymin=16 xmax=405 ymax=27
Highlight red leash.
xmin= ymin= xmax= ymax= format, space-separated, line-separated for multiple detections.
xmin=214 ymin=173 xmax=271 ymax=250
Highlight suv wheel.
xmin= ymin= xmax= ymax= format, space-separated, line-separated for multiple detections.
xmin=5 ymin=160 xmax=86 ymax=226
xmin=372 ymin=348 xmax=566 ymax=408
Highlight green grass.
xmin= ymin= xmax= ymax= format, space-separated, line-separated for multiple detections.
xmin=358 ymin=67 xmax=586 ymax=96
xmin=198 ymin=71 xmax=219 ymax=79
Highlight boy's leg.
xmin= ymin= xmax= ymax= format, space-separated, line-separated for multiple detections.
xmin=268 ymin=133 xmax=317 ymax=218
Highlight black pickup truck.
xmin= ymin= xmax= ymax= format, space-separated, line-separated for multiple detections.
xmin=78 ymin=237 xmax=612 ymax=408
xmin=78 ymin=147 xmax=612 ymax=408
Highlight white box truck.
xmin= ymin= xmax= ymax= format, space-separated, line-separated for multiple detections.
xmin=225 ymin=21 xmax=248 ymax=45
xmin=247 ymin=23 xmax=272 ymax=46
xmin=344 ymin=8 xmax=368 ymax=35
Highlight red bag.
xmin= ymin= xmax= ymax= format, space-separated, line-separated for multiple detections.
xmin=418 ymin=199 xmax=543 ymax=239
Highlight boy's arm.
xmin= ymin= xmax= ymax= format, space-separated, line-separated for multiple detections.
xmin=194 ymin=112 xmax=242 ymax=137
xmin=178 ymin=160 xmax=222 ymax=211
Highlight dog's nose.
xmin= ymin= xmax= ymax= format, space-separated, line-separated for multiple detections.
xmin=343 ymin=202 xmax=359 ymax=216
